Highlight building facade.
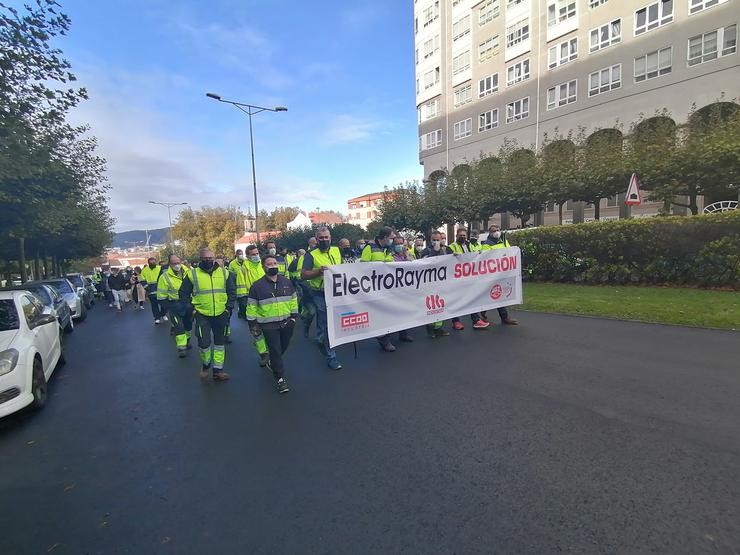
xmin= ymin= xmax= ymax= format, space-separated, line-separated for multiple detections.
xmin=347 ymin=192 xmax=386 ymax=229
xmin=414 ymin=0 xmax=739 ymax=225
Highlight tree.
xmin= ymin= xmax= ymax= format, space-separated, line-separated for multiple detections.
xmin=264 ymin=206 xmax=300 ymax=230
xmin=172 ymin=206 xmax=245 ymax=259
xmin=573 ymin=129 xmax=628 ymax=220
xmin=538 ymin=135 xmax=579 ymax=224
xmin=499 ymin=146 xmax=545 ymax=227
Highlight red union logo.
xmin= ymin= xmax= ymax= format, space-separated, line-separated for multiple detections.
xmin=425 ymin=294 xmax=445 ymax=315
xmin=490 ymin=284 xmax=503 ymax=300
xmin=341 ymin=311 xmax=369 ymax=329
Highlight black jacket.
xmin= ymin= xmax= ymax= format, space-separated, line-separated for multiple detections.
xmin=107 ymin=273 xmax=128 ymax=291
xmin=421 ymin=245 xmax=453 ymax=258
xmin=247 ymin=275 xmax=298 ymax=330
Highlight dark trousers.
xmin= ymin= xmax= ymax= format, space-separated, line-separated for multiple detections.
xmin=195 ymin=312 xmax=228 ymax=370
xmin=236 ymin=296 xmax=248 ymax=320
xmin=480 ymin=307 xmax=508 ymax=321
xmin=148 ymin=293 xmax=164 ymax=319
xmin=262 ymin=321 xmax=295 ymax=379
xmin=166 ymin=301 xmax=193 ymax=348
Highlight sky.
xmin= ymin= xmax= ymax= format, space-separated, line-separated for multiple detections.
xmin=35 ymin=0 xmax=422 ymax=231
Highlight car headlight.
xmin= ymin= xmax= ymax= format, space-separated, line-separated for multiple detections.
xmin=0 ymin=349 xmax=19 ymax=376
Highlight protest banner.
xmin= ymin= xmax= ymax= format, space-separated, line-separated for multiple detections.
xmin=325 ymin=248 xmax=522 ymax=347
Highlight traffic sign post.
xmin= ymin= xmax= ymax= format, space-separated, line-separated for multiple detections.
xmin=625 ymin=173 xmax=642 ymax=206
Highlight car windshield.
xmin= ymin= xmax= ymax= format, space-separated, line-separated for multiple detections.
xmin=27 ymin=287 xmax=51 ymax=305
xmin=67 ymin=275 xmax=83 ymax=287
xmin=0 ymin=299 xmax=20 ymax=331
xmin=49 ymin=280 xmax=73 ymax=294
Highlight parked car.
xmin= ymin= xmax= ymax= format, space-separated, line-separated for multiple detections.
xmin=1 ymin=282 xmax=74 ymax=334
xmin=0 ymin=290 xmax=65 ymax=417
xmin=42 ymin=278 xmax=87 ymax=321
xmin=65 ymin=273 xmax=94 ymax=309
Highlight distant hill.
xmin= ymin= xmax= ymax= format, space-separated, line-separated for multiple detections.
xmin=112 ymin=227 xmax=169 ymax=248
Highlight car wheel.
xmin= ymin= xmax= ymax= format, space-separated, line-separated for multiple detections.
xmin=31 ymin=357 xmax=48 ymax=409
xmin=64 ymin=317 xmax=74 ymax=334
xmin=57 ymin=333 xmax=66 ymax=366
xmin=78 ymin=305 xmax=87 ymax=322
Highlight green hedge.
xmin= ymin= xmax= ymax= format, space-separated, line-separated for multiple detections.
xmin=509 ymin=211 xmax=740 ymax=288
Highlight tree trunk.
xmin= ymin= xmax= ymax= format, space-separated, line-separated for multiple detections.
xmin=33 ymin=255 xmax=40 ymax=282
xmin=19 ymin=237 xmax=27 ymax=283
xmin=594 ymin=201 xmax=601 ymax=221
xmin=689 ymin=194 xmax=699 ymax=215
xmin=558 ymin=203 xmax=564 ymax=225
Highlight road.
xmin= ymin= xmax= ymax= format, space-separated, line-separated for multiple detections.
xmin=1 ymin=303 xmax=739 ymax=554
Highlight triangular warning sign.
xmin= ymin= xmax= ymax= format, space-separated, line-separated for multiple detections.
xmin=625 ymin=173 xmax=642 ymax=206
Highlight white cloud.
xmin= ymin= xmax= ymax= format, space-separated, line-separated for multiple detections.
xmin=322 ymin=114 xmax=384 ymax=145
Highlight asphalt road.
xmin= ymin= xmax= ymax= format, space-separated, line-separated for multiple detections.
xmin=1 ymin=302 xmax=739 ymax=554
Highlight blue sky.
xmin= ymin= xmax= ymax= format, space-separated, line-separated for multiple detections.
xmin=41 ymin=0 xmax=421 ymax=231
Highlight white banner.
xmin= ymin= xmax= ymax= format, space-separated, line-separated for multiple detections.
xmin=325 ymin=247 xmax=522 ymax=347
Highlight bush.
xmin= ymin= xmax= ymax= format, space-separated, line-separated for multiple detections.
xmin=510 ymin=211 xmax=740 ymax=288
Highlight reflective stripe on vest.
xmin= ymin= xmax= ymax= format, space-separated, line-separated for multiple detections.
xmin=157 ymin=268 xmax=184 ymax=301
xmin=228 ymin=259 xmax=248 ymax=297
xmin=360 ymin=243 xmax=392 ymax=262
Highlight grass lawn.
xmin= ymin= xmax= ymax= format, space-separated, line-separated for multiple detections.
xmin=520 ymin=283 xmax=740 ymax=330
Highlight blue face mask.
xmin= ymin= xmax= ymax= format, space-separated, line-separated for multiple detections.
xmin=249 ymin=255 xmax=261 ymax=263
xmin=393 ymin=244 xmax=403 ymax=253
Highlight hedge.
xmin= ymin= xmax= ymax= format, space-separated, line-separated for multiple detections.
xmin=509 ymin=211 xmax=740 ymax=288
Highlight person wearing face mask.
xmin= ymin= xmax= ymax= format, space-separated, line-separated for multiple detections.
xmin=215 ymin=256 xmax=235 ymax=344
xmin=449 ymin=228 xmax=490 ymax=330
xmin=301 ymin=227 xmax=343 ymax=370
xmin=338 ymin=238 xmax=357 ymax=263
xmin=239 ymin=245 xmax=269 ymax=366
xmin=107 ymin=267 xmax=128 ymax=312
xmin=101 ymin=266 xmax=114 ymax=307
xmin=179 ymin=247 xmax=236 ymax=381
xmin=359 ymin=226 xmax=398 ymax=352
xmin=479 ymin=224 xmax=519 ymax=326
xmin=265 ymin=241 xmax=288 ymax=276
xmin=246 ymin=255 xmax=299 ymax=394
xmin=413 ymin=236 xmax=426 ymax=260
xmin=284 ymin=248 xmax=295 ymax=278
xmin=421 ymin=231 xmax=453 ymax=338
xmin=228 ymin=249 xmax=250 ymax=321
xmin=157 ymin=254 xmax=193 ymax=357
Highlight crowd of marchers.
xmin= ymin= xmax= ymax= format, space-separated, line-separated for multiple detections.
xmin=103 ymin=224 xmax=517 ymax=395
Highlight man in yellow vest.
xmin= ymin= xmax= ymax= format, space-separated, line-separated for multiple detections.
xmin=301 ymin=227 xmax=342 ymax=370
xmin=179 ymin=247 xmax=236 ymax=381
xmin=228 ymin=249 xmax=249 ymax=320
xmin=140 ymin=257 xmax=166 ymax=324
xmin=244 ymin=244 xmax=270 ymax=367
xmin=449 ymin=228 xmax=490 ymax=330
xmin=360 ymin=226 xmax=408 ymax=352
xmin=157 ymin=254 xmax=192 ymax=357
xmin=479 ymin=224 xmax=519 ymax=326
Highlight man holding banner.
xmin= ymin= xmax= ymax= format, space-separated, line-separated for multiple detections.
xmin=420 ymin=230 xmax=453 ymax=338
xmin=301 ymin=227 xmax=344 ymax=371
xmin=479 ymin=224 xmax=519 ymax=326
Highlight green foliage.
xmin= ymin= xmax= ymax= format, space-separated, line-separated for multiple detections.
xmin=270 ymin=223 xmax=366 ymax=252
xmin=172 ymin=206 xmax=245 ymax=259
xmin=511 ymin=211 xmax=740 ymax=288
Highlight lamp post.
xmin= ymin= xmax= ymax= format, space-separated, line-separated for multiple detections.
xmin=205 ymin=92 xmax=288 ymax=244
xmin=148 ymin=201 xmax=188 ymax=244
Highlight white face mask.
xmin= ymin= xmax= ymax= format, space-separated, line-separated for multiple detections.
xmin=432 ymin=240 xmax=441 ymax=250
xmin=237 ymin=254 xmax=244 ymax=261
xmin=492 ymin=231 xmax=501 ymax=239
xmin=171 ymin=264 xmax=181 ymax=272
xmin=268 ymin=248 xmax=276 ymax=256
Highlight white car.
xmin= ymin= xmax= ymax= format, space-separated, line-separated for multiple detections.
xmin=0 ymin=290 xmax=65 ymax=418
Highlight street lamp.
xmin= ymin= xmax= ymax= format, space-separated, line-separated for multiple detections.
xmin=206 ymin=92 xmax=288 ymax=244
xmin=148 ymin=201 xmax=188 ymax=244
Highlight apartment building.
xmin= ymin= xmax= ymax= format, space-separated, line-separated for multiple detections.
xmin=347 ymin=192 xmax=385 ymax=229
xmin=414 ymin=0 xmax=739 ymax=225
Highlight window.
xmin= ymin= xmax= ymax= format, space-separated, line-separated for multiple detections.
xmin=479 ymin=73 xmax=499 ymax=97
xmin=422 ymin=35 xmax=441 ymax=59
xmin=423 ymin=67 xmax=440 ymax=89
xmin=506 ymin=97 xmax=529 ymax=123
xmin=420 ymin=98 xmax=440 ymax=122
xmin=454 ymin=83 xmax=473 ymax=107
xmin=634 ymin=46 xmax=672 ymax=81
xmin=452 ymin=51 xmax=471 ymax=75
xmin=688 ymin=25 xmax=737 ymax=65
xmin=0 ymin=300 xmax=20 ymax=332
xmin=20 ymin=295 xmax=42 ymax=327
xmin=506 ymin=58 xmax=530 ymax=86
xmin=547 ymin=79 xmax=577 ymax=110
xmin=589 ymin=64 xmax=621 ymax=95
xmin=453 ymin=15 xmax=471 ymax=41
xmin=507 ymin=0 xmax=524 ymax=6
xmin=548 ymin=37 xmax=578 ymax=68
xmin=479 ymin=35 xmax=500 ymax=61
xmin=420 ymin=129 xmax=442 ymax=151
xmin=453 ymin=118 xmax=473 ymax=140
xmin=479 ymin=109 xmax=499 ymax=131
xmin=690 ymin=0 xmax=728 ymax=15
xmin=506 ymin=17 xmax=529 ymax=48
xmin=635 ymin=0 xmax=673 ymax=36
xmin=479 ymin=0 xmax=500 ymax=26
xmin=590 ymin=19 xmax=621 ymax=52
xmin=548 ymin=1 xmax=576 ymax=27
xmin=422 ymin=1 xmax=440 ymax=27
xmin=590 ymin=0 xmax=608 ymax=6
